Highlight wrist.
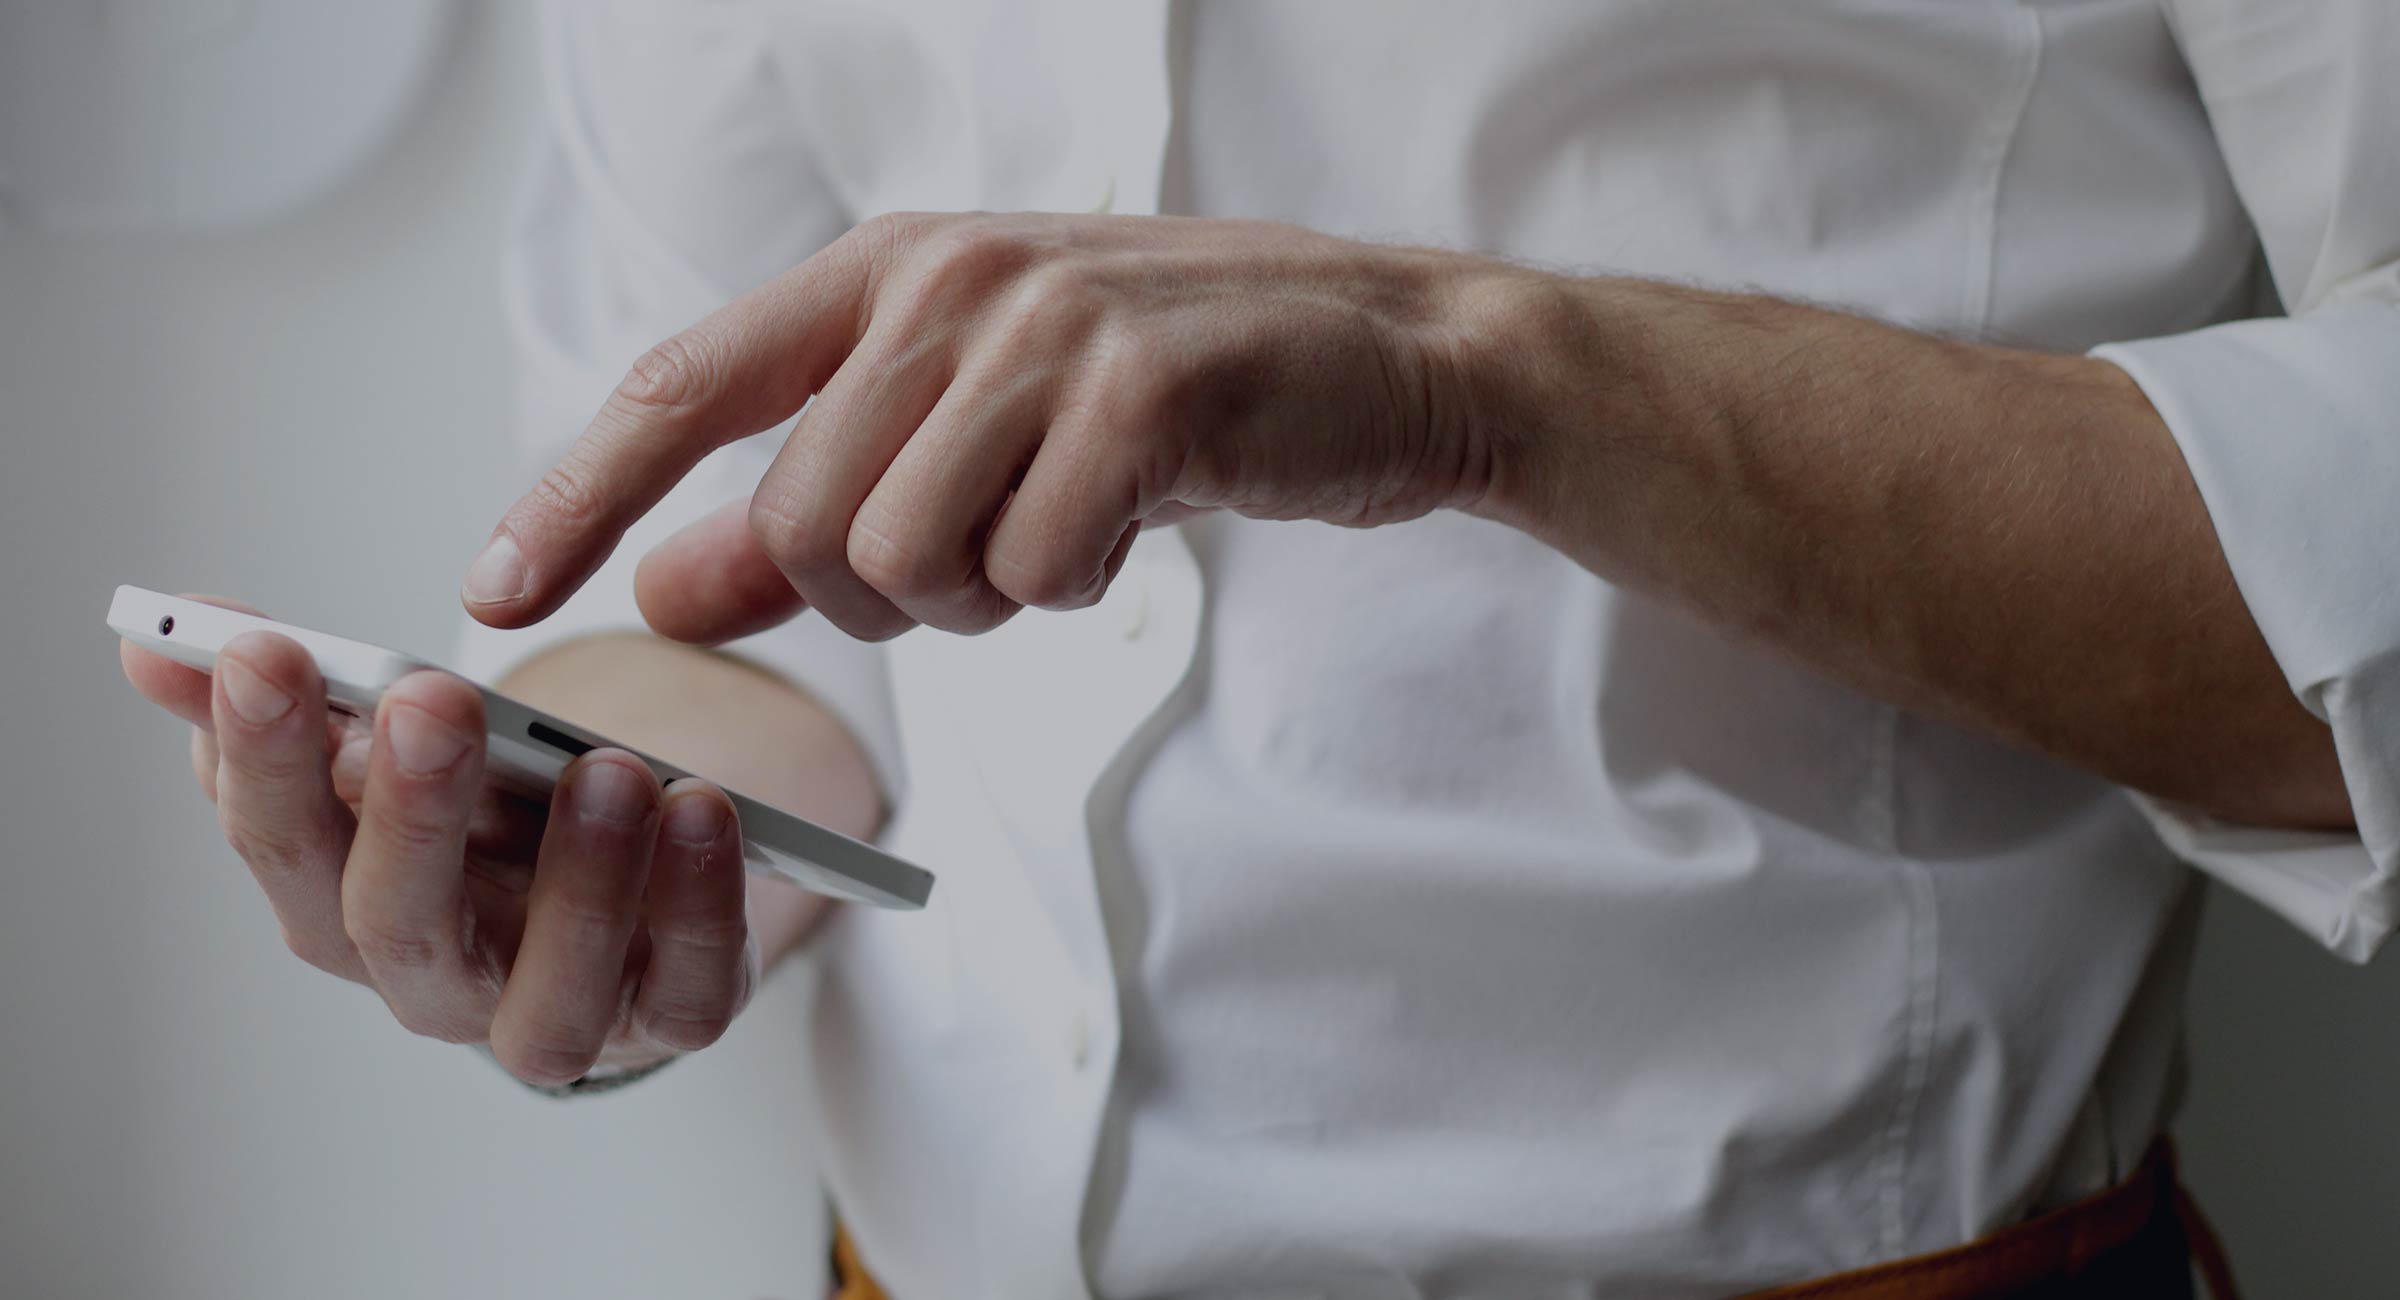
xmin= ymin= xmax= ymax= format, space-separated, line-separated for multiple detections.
xmin=1440 ymin=271 xmax=1749 ymax=590
xmin=1429 ymin=264 xmax=1624 ymax=538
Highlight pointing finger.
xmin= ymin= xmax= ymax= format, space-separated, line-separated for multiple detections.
xmin=465 ymin=228 xmax=892 ymax=630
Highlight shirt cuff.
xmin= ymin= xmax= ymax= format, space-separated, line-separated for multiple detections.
xmin=2093 ymin=299 xmax=2400 ymax=963
xmin=450 ymin=453 xmax=906 ymax=806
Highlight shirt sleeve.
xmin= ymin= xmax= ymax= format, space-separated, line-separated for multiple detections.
xmin=454 ymin=0 xmax=905 ymax=800
xmin=2090 ymin=0 xmax=2400 ymax=962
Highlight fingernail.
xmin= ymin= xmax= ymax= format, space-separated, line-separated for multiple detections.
xmin=572 ymin=760 xmax=652 ymax=826
xmin=663 ymin=786 xmax=731 ymax=846
xmin=219 ymin=657 xmax=296 ymax=726
xmin=386 ymin=704 xmax=472 ymax=775
xmin=462 ymin=532 xmax=526 ymax=607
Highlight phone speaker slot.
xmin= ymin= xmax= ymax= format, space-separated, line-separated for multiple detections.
xmin=526 ymin=720 xmax=595 ymax=758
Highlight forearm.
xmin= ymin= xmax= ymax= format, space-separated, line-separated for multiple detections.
xmin=1460 ymin=274 xmax=2348 ymax=829
xmin=498 ymin=633 xmax=884 ymax=966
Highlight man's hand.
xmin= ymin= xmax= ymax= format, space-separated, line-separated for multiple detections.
xmin=460 ymin=207 xmax=2342 ymax=829
xmin=122 ymin=605 xmax=767 ymax=1086
xmin=462 ymin=212 xmax=1517 ymax=642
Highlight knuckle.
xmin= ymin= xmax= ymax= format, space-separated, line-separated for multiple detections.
xmin=495 ymin=1024 xmax=603 ymax=1087
xmin=925 ymin=219 xmax=1026 ymax=278
xmin=640 ymin=999 xmax=736 ymax=1053
xmin=852 ymin=210 xmax=924 ymax=252
xmin=823 ymin=605 xmax=920 ymax=644
xmin=747 ymin=494 xmax=844 ymax=576
xmin=846 ymin=212 xmax=934 ymax=288
xmin=617 ymin=331 xmax=722 ymax=412
xmin=359 ymin=802 xmax=458 ymax=860
xmin=664 ymin=910 xmax=752 ymax=957
xmin=927 ymin=586 xmax=1026 ymax=635
xmin=953 ymin=597 xmax=1025 ymax=635
xmin=875 ymin=220 xmax=1034 ymax=328
xmin=845 ymin=518 xmax=952 ymax=601
xmin=279 ymin=923 xmax=353 ymax=977
xmin=541 ymin=888 xmax=641 ymax=946
xmin=1010 ymin=261 xmax=1088 ymax=318
xmin=217 ymin=802 xmax=261 ymax=857
xmin=214 ymin=715 xmax=315 ymax=777
xmin=219 ymin=805 xmax=304 ymax=876
xmin=345 ymin=913 xmax=446 ymax=973
xmin=523 ymin=460 xmax=611 ymax=536
xmin=985 ymin=546 xmax=1093 ymax=611
xmin=879 ymin=267 xmax=960 ymax=335
xmin=993 ymin=277 xmax=1070 ymax=345
xmin=389 ymin=1003 xmax=483 ymax=1045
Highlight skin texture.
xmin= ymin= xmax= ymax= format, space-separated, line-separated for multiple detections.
xmin=121 ymin=610 xmax=878 ymax=1083
xmin=1468 ymin=276 xmax=2351 ymax=829
xmin=470 ymin=210 xmax=2346 ymax=831
xmin=462 ymin=213 xmax=1492 ymax=643
xmin=126 ymin=209 xmax=2347 ymax=1081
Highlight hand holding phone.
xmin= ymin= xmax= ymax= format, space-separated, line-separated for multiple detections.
xmin=111 ymin=588 xmax=928 ymax=1085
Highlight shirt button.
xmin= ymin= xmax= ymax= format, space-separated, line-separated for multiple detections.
xmin=1117 ymin=578 xmax=1150 ymax=641
xmin=1067 ymin=1009 xmax=1091 ymax=1068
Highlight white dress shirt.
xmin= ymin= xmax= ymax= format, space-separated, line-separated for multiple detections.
xmin=457 ymin=2 xmax=2400 ymax=1296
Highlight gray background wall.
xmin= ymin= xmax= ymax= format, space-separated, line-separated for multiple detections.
xmin=0 ymin=5 xmax=2391 ymax=1297
xmin=0 ymin=8 xmax=826 ymax=1299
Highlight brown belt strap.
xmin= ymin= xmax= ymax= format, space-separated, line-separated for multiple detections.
xmin=1741 ymin=1140 xmax=2237 ymax=1300
xmin=833 ymin=1141 xmax=2238 ymax=1300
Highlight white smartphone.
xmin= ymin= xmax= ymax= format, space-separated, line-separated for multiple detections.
xmin=109 ymin=586 xmax=933 ymax=911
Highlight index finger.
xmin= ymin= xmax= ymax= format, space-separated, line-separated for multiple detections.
xmin=462 ymin=227 xmax=890 ymax=629
xmin=120 ymin=594 xmax=271 ymax=728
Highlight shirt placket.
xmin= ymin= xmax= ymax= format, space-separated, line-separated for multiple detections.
xmin=1029 ymin=8 xmax=1180 ymax=1297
